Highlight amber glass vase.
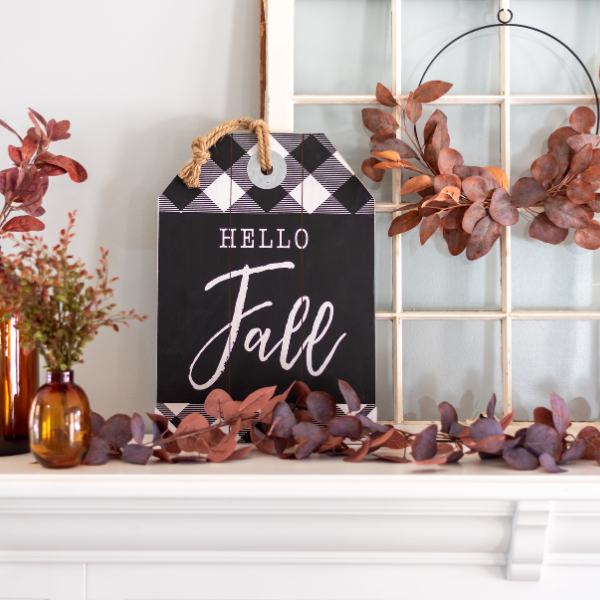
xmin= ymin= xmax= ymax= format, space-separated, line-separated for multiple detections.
xmin=0 ymin=315 xmax=39 ymax=456
xmin=29 ymin=370 xmax=91 ymax=468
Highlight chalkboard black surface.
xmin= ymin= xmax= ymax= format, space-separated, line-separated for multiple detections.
xmin=157 ymin=133 xmax=375 ymax=431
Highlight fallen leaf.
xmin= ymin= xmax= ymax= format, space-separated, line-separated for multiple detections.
xmin=503 ymin=446 xmax=539 ymax=470
xmin=122 ymin=444 xmax=154 ymax=465
xmin=375 ymin=453 xmax=411 ymax=463
xmin=438 ymin=401 xmax=458 ymax=434
xmin=100 ymin=414 xmax=133 ymax=448
xmin=306 ymin=391 xmax=337 ymax=424
xmin=499 ymin=410 xmax=516 ymax=430
xmin=228 ymin=446 xmax=254 ymax=461
xmin=81 ymin=437 xmax=110 ymax=466
xmin=204 ymin=389 xmax=233 ymax=420
xmin=295 ymin=432 xmax=328 ymax=459
xmin=577 ymin=426 xmax=600 ymax=459
xmin=525 ymin=423 xmax=562 ymax=461
xmin=559 ymin=439 xmax=588 ymax=464
xmin=344 ymin=439 xmax=371 ymax=463
xmin=130 ymin=413 xmax=145 ymax=445
xmin=411 ymin=424 xmax=438 ymax=461
xmin=91 ymin=412 xmax=106 ymax=437
xmin=338 ymin=379 xmax=361 ymax=412
xmin=549 ymin=391 xmax=570 ymax=434
xmin=328 ymin=415 xmax=363 ymax=440
xmin=292 ymin=421 xmax=322 ymax=443
xmin=271 ymin=402 xmax=296 ymax=438
xmin=174 ymin=413 xmax=209 ymax=452
xmin=539 ymin=453 xmax=567 ymax=474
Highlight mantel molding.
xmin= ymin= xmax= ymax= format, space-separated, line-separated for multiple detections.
xmin=1 ymin=452 xmax=599 ymax=598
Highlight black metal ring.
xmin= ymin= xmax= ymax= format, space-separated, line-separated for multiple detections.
xmin=414 ymin=18 xmax=600 ymax=148
xmin=497 ymin=9 xmax=513 ymax=24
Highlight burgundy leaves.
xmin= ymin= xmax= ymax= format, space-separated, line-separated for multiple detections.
xmin=81 ymin=381 xmax=599 ymax=474
xmin=362 ymin=82 xmax=600 ymax=258
xmin=519 ymin=107 xmax=600 ymax=250
xmin=0 ymin=109 xmax=87 ymax=236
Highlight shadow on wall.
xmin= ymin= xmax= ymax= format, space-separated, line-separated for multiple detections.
xmin=404 ymin=389 xmax=481 ymax=422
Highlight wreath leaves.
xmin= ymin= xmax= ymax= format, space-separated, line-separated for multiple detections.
xmin=361 ymin=77 xmax=600 ymax=259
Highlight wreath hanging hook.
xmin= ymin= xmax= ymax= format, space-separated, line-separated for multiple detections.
xmin=497 ymin=8 xmax=513 ymax=24
xmin=414 ymin=9 xmax=600 ymax=148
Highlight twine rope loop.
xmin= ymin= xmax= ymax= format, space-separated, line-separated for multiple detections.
xmin=178 ymin=118 xmax=272 ymax=188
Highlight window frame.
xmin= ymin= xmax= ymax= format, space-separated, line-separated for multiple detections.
xmin=263 ymin=0 xmax=600 ymax=428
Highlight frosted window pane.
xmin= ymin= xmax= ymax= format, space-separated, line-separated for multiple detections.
xmin=402 ymin=321 xmax=502 ymax=420
xmin=402 ymin=105 xmax=501 ymax=310
xmin=295 ymin=0 xmax=391 ymax=95
xmin=401 ymin=0 xmax=499 ymax=95
xmin=376 ymin=320 xmax=394 ymax=421
xmin=376 ymin=213 xmax=393 ymax=312
xmin=294 ymin=104 xmax=393 ymax=203
xmin=510 ymin=0 xmax=600 ymax=95
xmin=513 ymin=218 xmax=600 ymax=310
xmin=513 ymin=321 xmax=600 ymax=422
xmin=511 ymin=105 xmax=600 ymax=309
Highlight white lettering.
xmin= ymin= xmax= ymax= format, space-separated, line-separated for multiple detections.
xmin=241 ymin=229 xmax=254 ymax=248
xmin=305 ymin=302 xmax=346 ymax=376
xmin=244 ymin=328 xmax=282 ymax=361
xmin=295 ymin=228 xmax=309 ymax=250
xmin=188 ymin=261 xmax=295 ymax=390
xmin=259 ymin=229 xmax=273 ymax=249
xmin=220 ymin=228 xmax=236 ymax=248
xmin=277 ymin=228 xmax=291 ymax=249
xmin=189 ymin=262 xmax=345 ymax=388
xmin=279 ymin=297 xmax=310 ymax=370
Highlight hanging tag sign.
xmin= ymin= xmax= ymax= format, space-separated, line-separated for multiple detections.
xmin=157 ymin=132 xmax=375 ymax=430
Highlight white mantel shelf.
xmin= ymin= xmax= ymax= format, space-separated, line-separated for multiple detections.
xmin=1 ymin=451 xmax=600 ymax=600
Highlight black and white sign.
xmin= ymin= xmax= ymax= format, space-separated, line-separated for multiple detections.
xmin=157 ymin=133 xmax=375 ymax=430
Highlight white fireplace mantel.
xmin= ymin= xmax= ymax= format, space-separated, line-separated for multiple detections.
xmin=1 ymin=450 xmax=600 ymax=600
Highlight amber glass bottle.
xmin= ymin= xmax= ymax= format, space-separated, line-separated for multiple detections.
xmin=29 ymin=370 xmax=91 ymax=468
xmin=0 ymin=315 xmax=39 ymax=456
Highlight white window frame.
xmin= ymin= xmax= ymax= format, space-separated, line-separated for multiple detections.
xmin=264 ymin=0 xmax=600 ymax=426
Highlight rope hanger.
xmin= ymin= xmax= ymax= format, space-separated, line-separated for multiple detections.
xmin=179 ymin=118 xmax=272 ymax=188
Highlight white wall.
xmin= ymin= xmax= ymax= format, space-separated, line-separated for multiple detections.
xmin=0 ymin=0 xmax=260 ymax=420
